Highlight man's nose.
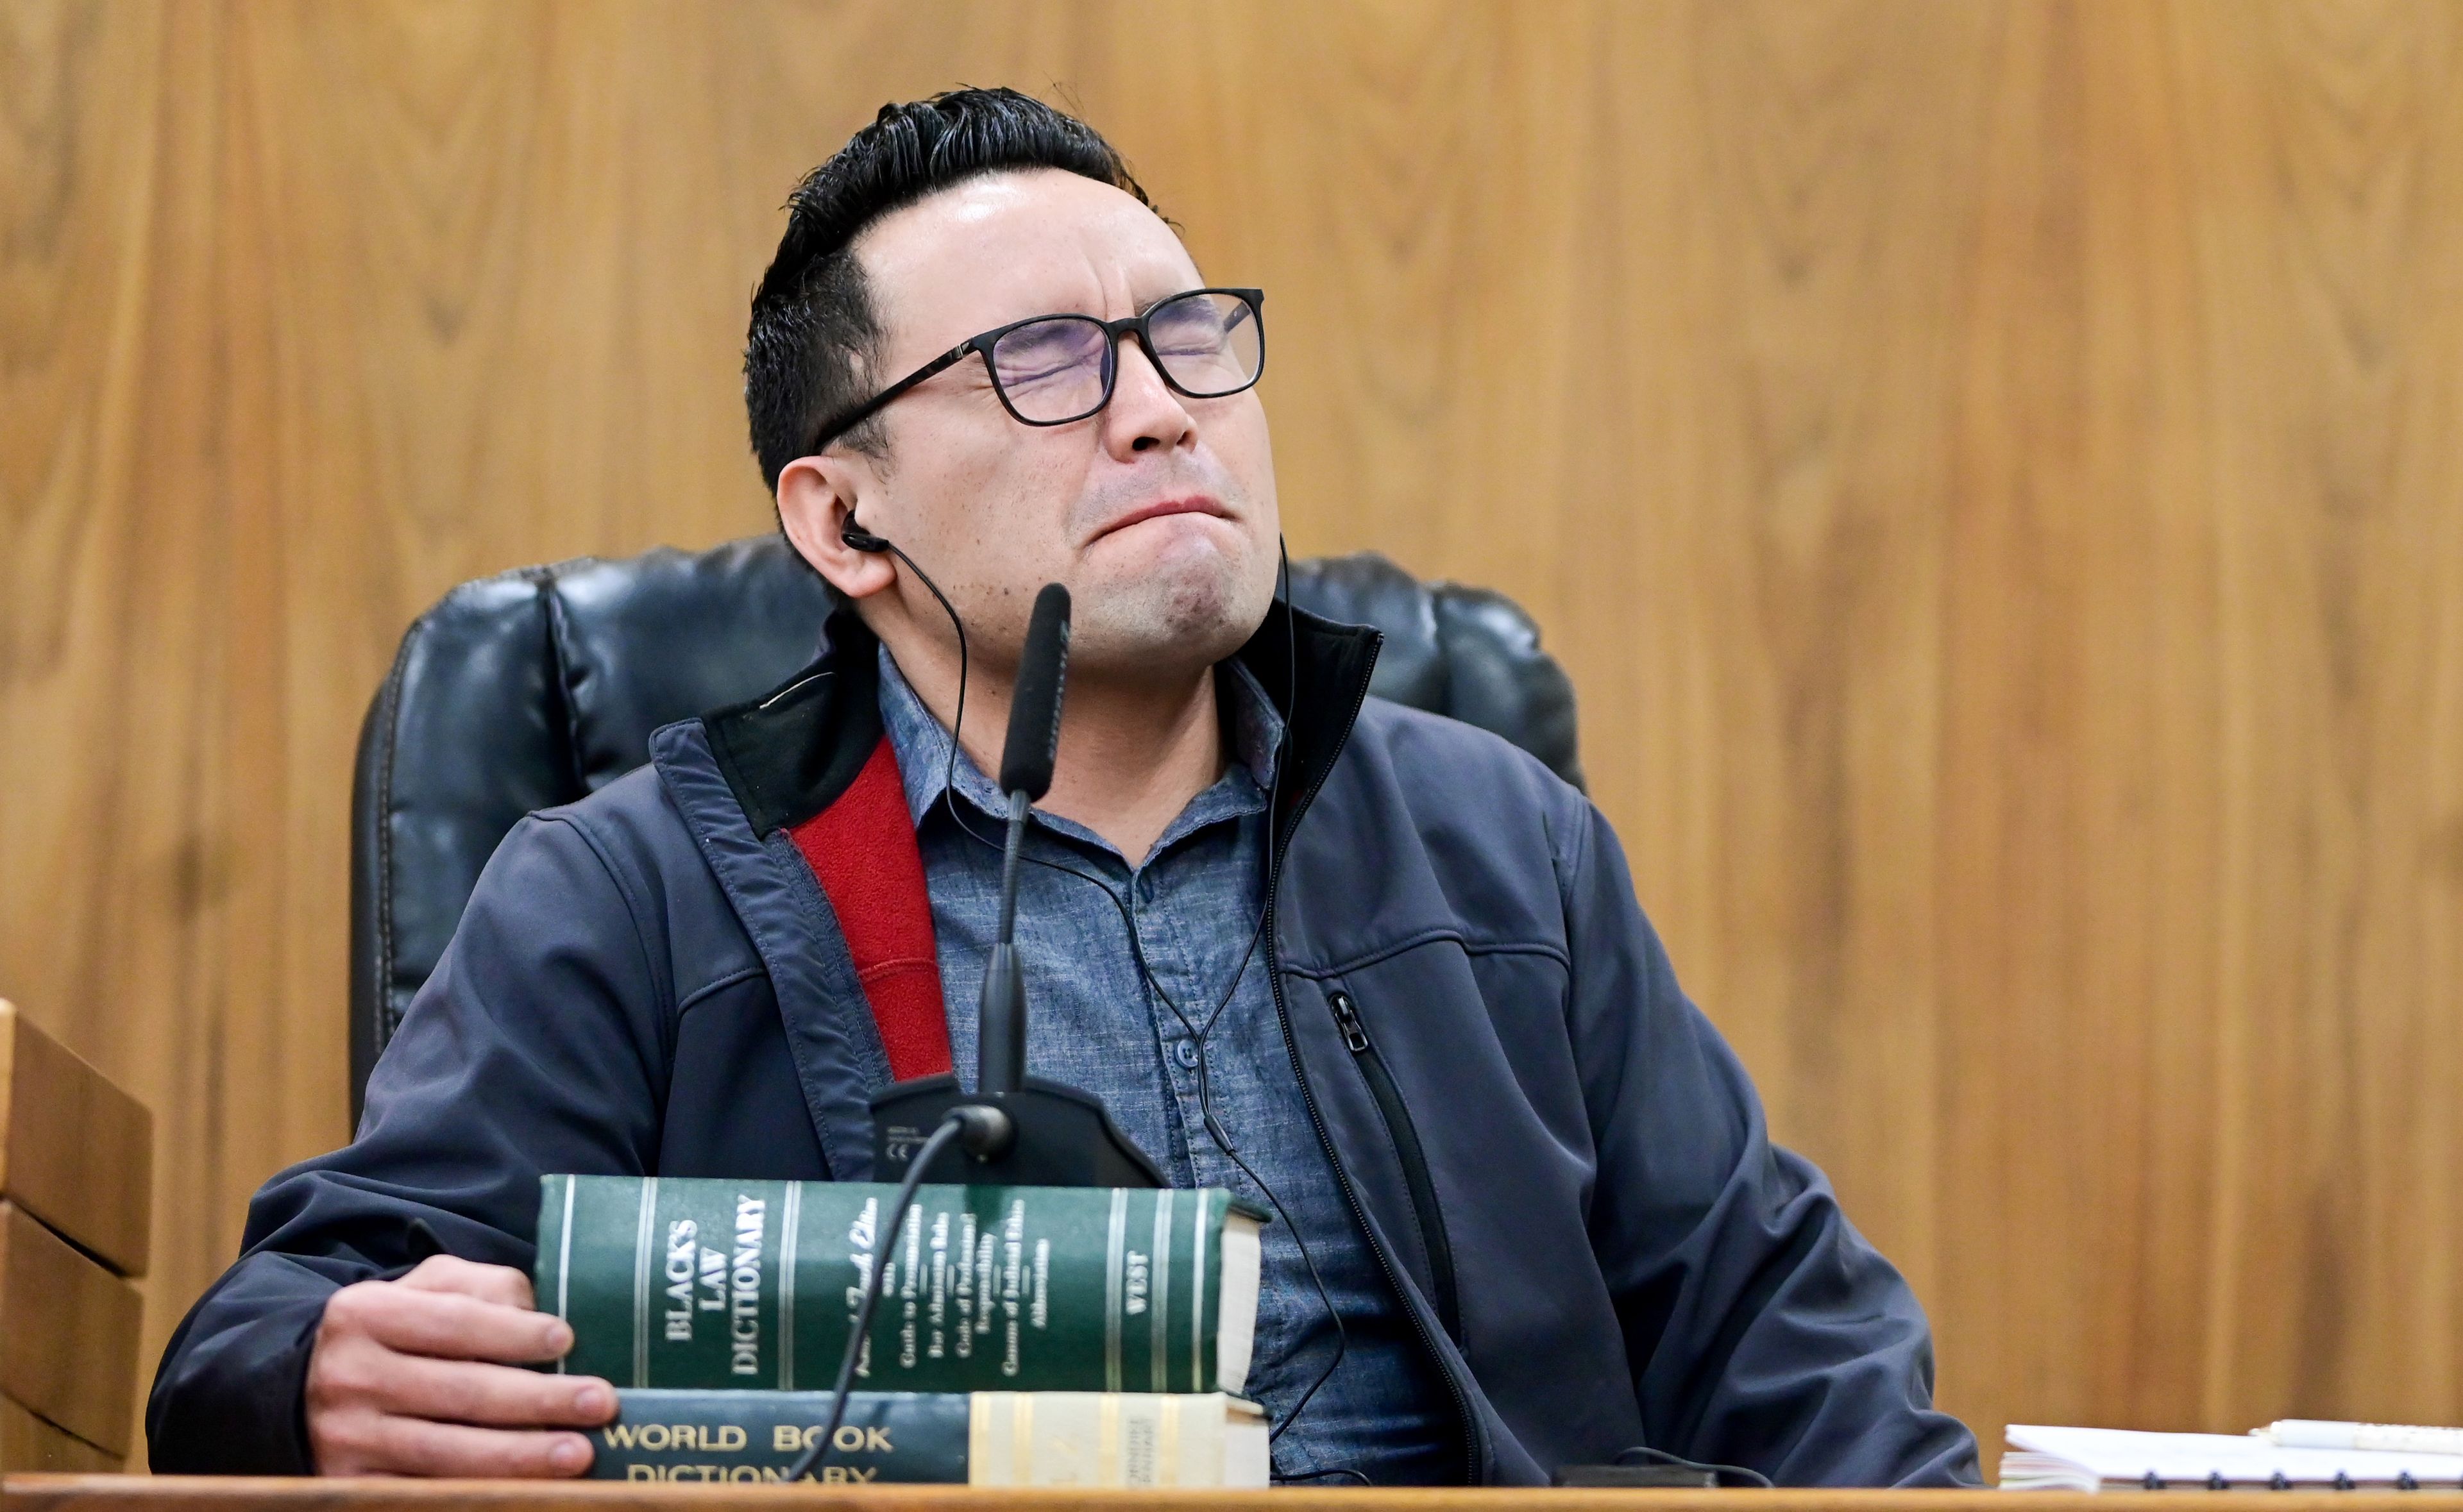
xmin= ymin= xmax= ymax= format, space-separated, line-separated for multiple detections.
xmin=1101 ymin=335 xmax=1196 ymax=458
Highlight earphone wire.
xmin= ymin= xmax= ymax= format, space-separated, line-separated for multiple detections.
xmin=779 ymin=1109 xmax=969 ymax=1483
xmin=859 ymin=524 xmax=1350 ymax=1450
xmin=872 ymin=535 xmax=973 ymax=807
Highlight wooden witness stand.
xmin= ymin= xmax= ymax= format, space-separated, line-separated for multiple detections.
xmin=3 ymin=1483 xmax=2446 ymax=1511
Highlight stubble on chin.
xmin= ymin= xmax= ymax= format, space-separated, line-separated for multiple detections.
xmin=1072 ymin=544 xmax=1273 ymax=676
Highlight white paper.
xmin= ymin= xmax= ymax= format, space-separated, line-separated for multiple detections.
xmin=2004 ymin=1425 xmax=2463 ymax=1491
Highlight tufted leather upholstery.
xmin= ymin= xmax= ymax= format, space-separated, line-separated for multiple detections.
xmin=348 ymin=533 xmax=1583 ymax=1116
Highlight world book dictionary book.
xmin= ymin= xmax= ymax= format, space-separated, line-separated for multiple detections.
xmin=584 ymin=1388 xmax=1267 ymax=1486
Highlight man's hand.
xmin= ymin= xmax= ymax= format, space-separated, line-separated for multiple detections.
xmin=306 ymin=1254 xmax=616 ymax=1477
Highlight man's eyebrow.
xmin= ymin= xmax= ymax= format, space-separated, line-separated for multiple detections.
xmin=1132 ymin=287 xmax=1202 ymax=316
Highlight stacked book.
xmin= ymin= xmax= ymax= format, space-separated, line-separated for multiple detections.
xmin=536 ymin=1174 xmax=1269 ymax=1486
xmin=0 ymin=999 xmax=153 ymax=1474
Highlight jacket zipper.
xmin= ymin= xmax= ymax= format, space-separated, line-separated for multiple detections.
xmin=1262 ymin=660 xmax=1484 ymax=1484
xmin=1326 ymin=988 xmax=1461 ymax=1343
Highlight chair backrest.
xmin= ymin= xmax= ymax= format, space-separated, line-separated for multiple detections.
xmin=349 ymin=533 xmax=1583 ymax=1114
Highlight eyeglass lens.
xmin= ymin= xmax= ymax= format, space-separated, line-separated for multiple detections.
xmin=986 ymin=290 xmax=1262 ymax=424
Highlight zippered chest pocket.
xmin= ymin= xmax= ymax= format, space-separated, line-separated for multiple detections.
xmin=1326 ymin=987 xmax=1462 ymax=1344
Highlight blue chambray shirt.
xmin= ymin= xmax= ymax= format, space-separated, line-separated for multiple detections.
xmin=875 ymin=646 xmax=1452 ymax=1483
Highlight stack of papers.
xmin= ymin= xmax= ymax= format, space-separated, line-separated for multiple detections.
xmin=2002 ymin=1425 xmax=2463 ymax=1491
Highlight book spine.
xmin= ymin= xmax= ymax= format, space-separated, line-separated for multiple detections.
xmin=584 ymin=1390 xmax=967 ymax=1483
xmin=537 ymin=1177 xmax=1228 ymax=1393
xmin=585 ymin=1389 xmax=1256 ymax=1486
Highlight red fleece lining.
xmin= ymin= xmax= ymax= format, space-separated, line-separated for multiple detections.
xmin=785 ymin=737 xmax=954 ymax=1082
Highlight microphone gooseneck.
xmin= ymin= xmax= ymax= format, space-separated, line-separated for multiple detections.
xmin=994 ymin=790 xmax=1029 ymax=944
xmin=851 ymin=537 xmax=1353 ymax=1452
xmin=978 ymin=583 xmax=1071 ymax=1099
xmin=861 ymin=550 xmax=1155 ymax=1192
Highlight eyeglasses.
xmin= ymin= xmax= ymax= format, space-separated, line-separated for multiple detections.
xmin=805 ymin=287 xmax=1265 ymax=453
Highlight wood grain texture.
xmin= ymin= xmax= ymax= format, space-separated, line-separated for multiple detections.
xmin=0 ymin=1483 xmax=2433 ymax=1512
xmin=1 ymin=0 xmax=2458 ymax=1470
xmin=0 ymin=1202 xmax=141 ymax=1455
xmin=1 ymin=1400 xmax=121 ymax=1476
xmin=0 ymin=1000 xmax=153 ymax=1276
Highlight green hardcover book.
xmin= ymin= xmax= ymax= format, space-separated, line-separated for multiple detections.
xmin=587 ymin=1388 xmax=1267 ymax=1486
xmin=534 ymin=1175 xmax=1263 ymax=1394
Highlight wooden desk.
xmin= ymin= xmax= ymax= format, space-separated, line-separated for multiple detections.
xmin=3 ymin=1481 xmax=2444 ymax=1511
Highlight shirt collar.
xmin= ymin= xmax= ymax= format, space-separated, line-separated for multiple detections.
xmin=874 ymin=643 xmax=1286 ymax=832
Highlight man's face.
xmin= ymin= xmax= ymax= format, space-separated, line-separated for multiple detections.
xmin=783 ymin=168 xmax=1280 ymax=680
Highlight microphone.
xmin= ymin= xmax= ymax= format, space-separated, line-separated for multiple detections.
xmin=977 ymin=583 xmax=1070 ymax=1098
xmin=867 ymin=582 xmax=1164 ymax=1189
xmin=811 ymin=578 xmax=1160 ymax=1486
xmin=999 ymin=583 xmax=1070 ymax=798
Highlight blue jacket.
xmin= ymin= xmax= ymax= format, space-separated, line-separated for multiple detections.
xmin=149 ymin=605 xmax=1980 ymax=1484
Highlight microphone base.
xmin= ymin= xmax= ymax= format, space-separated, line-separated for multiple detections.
xmin=871 ymin=1075 xmax=1167 ymax=1188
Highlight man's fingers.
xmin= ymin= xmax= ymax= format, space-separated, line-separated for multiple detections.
xmin=371 ymin=1357 xmax=615 ymax=1430
xmin=351 ymin=1285 xmax=573 ymax=1363
xmin=360 ymin=1416 xmax=595 ymax=1479
xmin=396 ymin=1255 xmax=536 ymax=1310
xmin=309 ymin=1274 xmax=595 ymax=1478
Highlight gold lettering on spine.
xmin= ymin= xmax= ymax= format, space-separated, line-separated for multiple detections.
xmin=728 ymin=1193 xmax=766 ymax=1375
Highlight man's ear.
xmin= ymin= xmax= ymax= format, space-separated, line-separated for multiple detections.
xmin=777 ymin=453 xmax=896 ymax=600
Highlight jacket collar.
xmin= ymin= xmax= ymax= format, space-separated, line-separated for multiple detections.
xmin=877 ymin=642 xmax=1291 ymax=830
xmin=700 ymin=602 xmax=1383 ymax=844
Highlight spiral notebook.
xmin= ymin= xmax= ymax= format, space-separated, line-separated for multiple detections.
xmin=2002 ymin=1425 xmax=2463 ymax=1492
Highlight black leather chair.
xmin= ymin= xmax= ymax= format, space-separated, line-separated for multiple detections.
xmin=348 ymin=533 xmax=1583 ymax=1117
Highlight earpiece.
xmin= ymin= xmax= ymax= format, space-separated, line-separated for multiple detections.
xmin=841 ymin=522 xmax=892 ymax=553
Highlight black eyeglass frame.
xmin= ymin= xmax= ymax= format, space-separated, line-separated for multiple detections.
xmin=803 ymin=287 xmax=1266 ymax=455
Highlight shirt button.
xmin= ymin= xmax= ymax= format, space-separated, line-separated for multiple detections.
xmin=1174 ymin=1039 xmax=1201 ymax=1068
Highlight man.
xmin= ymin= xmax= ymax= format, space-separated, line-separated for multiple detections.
xmin=150 ymin=90 xmax=1979 ymax=1486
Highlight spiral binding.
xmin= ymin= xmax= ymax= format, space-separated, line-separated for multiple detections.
xmin=2133 ymin=1465 xmax=2461 ymax=1491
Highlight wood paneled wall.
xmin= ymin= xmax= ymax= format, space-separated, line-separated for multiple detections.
xmin=4 ymin=0 xmax=2459 ymax=1467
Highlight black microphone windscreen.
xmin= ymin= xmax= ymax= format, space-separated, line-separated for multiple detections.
xmin=999 ymin=584 xmax=1072 ymax=799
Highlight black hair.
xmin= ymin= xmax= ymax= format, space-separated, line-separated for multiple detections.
xmin=743 ymin=88 xmax=1154 ymax=491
